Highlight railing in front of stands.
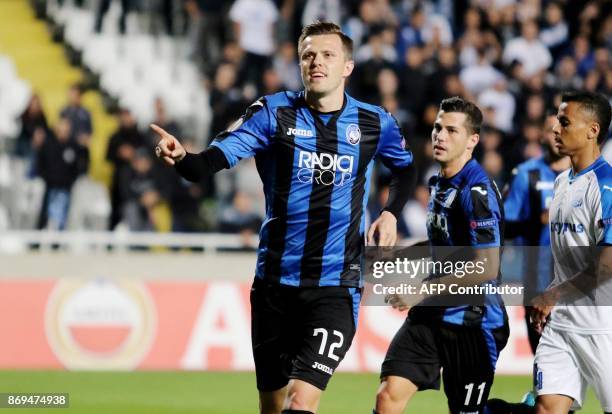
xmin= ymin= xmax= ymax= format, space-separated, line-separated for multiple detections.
xmin=0 ymin=230 xmax=259 ymax=253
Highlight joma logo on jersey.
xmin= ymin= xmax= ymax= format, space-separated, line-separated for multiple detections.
xmin=297 ymin=151 xmax=354 ymax=186
xmin=550 ymin=222 xmax=585 ymax=234
xmin=311 ymin=361 xmax=334 ymax=375
xmin=286 ymin=127 xmax=313 ymax=137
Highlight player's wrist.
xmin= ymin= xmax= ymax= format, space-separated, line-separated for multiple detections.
xmin=380 ymin=208 xmax=398 ymax=221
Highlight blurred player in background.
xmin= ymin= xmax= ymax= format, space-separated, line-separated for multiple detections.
xmin=151 ymin=22 xmax=415 ymax=414
xmin=530 ymin=92 xmax=612 ymax=414
xmin=375 ymin=97 xmax=508 ymax=414
xmin=504 ymin=112 xmax=570 ymax=354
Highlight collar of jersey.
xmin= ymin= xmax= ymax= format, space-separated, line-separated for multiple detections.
xmin=438 ymin=158 xmax=477 ymax=186
xmin=299 ymin=90 xmax=348 ymax=127
xmin=569 ymin=155 xmax=605 ymax=181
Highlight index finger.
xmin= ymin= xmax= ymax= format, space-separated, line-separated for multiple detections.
xmin=150 ymin=124 xmax=170 ymax=138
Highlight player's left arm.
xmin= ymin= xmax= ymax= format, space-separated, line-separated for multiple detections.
xmin=423 ymin=183 xmax=503 ymax=286
xmin=368 ymin=112 xmax=417 ymax=247
xmin=532 ymin=178 xmax=612 ymax=331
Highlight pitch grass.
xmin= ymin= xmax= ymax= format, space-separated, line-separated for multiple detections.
xmin=0 ymin=371 xmax=601 ymax=413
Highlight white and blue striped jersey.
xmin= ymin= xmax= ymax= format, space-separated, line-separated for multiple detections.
xmin=548 ymin=156 xmax=612 ymax=333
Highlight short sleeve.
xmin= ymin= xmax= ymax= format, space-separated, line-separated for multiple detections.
xmin=595 ymin=174 xmax=612 ymax=245
xmin=460 ymin=182 xmax=502 ymax=248
xmin=229 ymin=0 xmax=247 ymax=23
xmin=210 ymin=97 xmax=272 ymax=168
xmin=376 ymin=112 xmax=413 ymax=171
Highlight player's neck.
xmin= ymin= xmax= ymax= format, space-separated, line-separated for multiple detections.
xmin=305 ymin=88 xmax=345 ymax=113
xmin=570 ymin=145 xmax=601 ymax=175
xmin=440 ymin=154 xmax=471 ymax=178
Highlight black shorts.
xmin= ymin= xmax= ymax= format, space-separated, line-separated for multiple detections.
xmin=381 ymin=310 xmax=509 ymax=414
xmin=250 ymin=277 xmax=361 ymax=391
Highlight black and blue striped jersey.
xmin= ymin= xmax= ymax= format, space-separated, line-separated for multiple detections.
xmin=504 ymin=156 xmax=559 ymax=296
xmin=424 ymin=158 xmax=506 ymax=329
xmin=210 ymin=91 xmax=413 ymax=288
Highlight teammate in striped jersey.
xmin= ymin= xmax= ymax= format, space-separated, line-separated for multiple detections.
xmin=375 ymin=97 xmax=509 ymax=414
xmin=504 ymin=113 xmax=570 ymax=353
xmin=151 ymin=22 xmax=415 ymax=414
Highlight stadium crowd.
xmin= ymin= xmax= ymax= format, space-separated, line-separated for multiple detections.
xmin=3 ymin=0 xmax=612 ymax=241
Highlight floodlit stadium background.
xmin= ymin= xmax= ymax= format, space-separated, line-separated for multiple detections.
xmin=0 ymin=0 xmax=610 ymax=412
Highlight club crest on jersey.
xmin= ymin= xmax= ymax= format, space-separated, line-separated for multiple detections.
xmin=346 ymin=124 xmax=361 ymax=145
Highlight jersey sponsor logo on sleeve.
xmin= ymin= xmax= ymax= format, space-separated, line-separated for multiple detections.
xmin=470 ymin=219 xmax=497 ymax=229
xmin=297 ymin=151 xmax=354 ymax=186
xmin=346 ymin=124 xmax=361 ymax=145
xmin=550 ymin=222 xmax=585 ymax=234
xmin=471 ymin=186 xmax=487 ymax=196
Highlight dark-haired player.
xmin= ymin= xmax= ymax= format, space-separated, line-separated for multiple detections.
xmin=504 ymin=112 xmax=570 ymax=354
xmin=374 ymin=97 xmax=508 ymax=414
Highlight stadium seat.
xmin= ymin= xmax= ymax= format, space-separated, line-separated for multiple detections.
xmin=82 ymin=34 xmax=120 ymax=74
xmin=67 ymin=176 xmax=111 ymax=231
xmin=63 ymin=8 xmax=94 ymax=53
xmin=0 ymin=77 xmax=32 ymax=119
xmin=99 ymin=61 xmax=136 ymax=98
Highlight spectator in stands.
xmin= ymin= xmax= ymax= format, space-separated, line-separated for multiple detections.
xmin=208 ymin=62 xmax=247 ymax=139
xmin=547 ymin=55 xmax=583 ymax=91
xmin=460 ymin=48 xmax=504 ymax=97
xmin=146 ymin=97 xmax=181 ymax=147
xmin=399 ymin=46 xmax=427 ymax=117
xmin=16 ymin=94 xmax=48 ymax=165
xmin=502 ymin=19 xmax=552 ymax=80
xmin=401 ymin=184 xmax=429 ymax=239
xmin=301 ymin=0 xmax=341 ymax=30
xmin=478 ymin=78 xmax=516 ymax=134
xmin=218 ymin=191 xmax=262 ymax=249
xmin=94 ymin=0 xmax=129 ymax=34
xmin=374 ymin=67 xmax=399 ymax=107
xmin=106 ymin=108 xmax=147 ymax=230
xmin=584 ymin=47 xmax=611 ymax=95
xmin=119 ymin=147 xmax=170 ymax=232
xmin=229 ymin=0 xmax=279 ymax=92
xmin=570 ymin=35 xmax=595 ymax=78
xmin=169 ymin=138 xmax=208 ymax=233
xmin=261 ymin=67 xmax=283 ymax=96
xmin=539 ymin=1 xmax=569 ymax=59
xmin=351 ymin=25 xmax=396 ymax=102
xmin=396 ymin=5 xmax=426 ymax=59
xmin=426 ymin=46 xmax=460 ymax=106
xmin=36 ymin=117 xmax=89 ymax=230
xmin=60 ymin=84 xmax=92 ymax=148
xmin=273 ymin=42 xmax=302 ymax=92
xmin=482 ymin=150 xmax=505 ymax=189
xmin=185 ymin=0 xmax=228 ymax=78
